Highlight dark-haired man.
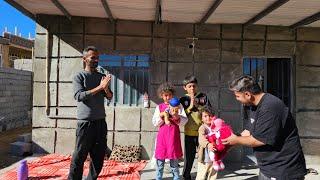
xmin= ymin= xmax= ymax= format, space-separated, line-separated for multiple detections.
xmin=223 ymin=75 xmax=306 ymax=180
xmin=68 ymin=46 xmax=113 ymax=180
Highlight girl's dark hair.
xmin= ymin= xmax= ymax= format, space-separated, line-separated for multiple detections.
xmin=157 ymin=82 xmax=175 ymax=98
xmin=229 ymin=75 xmax=262 ymax=94
xmin=199 ymin=106 xmax=215 ymax=117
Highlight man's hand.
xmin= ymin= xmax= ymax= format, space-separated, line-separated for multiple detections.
xmin=222 ymin=133 xmax=239 ymax=146
xmin=241 ymin=129 xmax=251 ymax=137
xmin=100 ymin=75 xmax=111 ymax=90
xmin=207 ymin=143 xmax=217 ymax=151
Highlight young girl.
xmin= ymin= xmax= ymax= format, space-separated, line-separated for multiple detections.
xmin=196 ymin=107 xmax=218 ymax=180
xmin=152 ymin=83 xmax=188 ymax=180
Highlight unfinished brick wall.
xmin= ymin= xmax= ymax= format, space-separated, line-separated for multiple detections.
xmin=33 ymin=15 xmax=320 ymax=164
xmin=0 ymin=68 xmax=32 ymax=132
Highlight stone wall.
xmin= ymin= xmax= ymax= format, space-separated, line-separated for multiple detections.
xmin=0 ymin=68 xmax=32 ymax=132
xmin=14 ymin=59 xmax=33 ymax=71
xmin=33 ymin=15 xmax=320 ymax=164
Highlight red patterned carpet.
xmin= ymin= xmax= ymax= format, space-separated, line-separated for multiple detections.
xmin=0 ymin=154 xmax=147 ymax=180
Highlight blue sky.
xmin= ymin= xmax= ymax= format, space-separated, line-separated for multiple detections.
xmin=0 ymin=1 xmax=35 ymax=39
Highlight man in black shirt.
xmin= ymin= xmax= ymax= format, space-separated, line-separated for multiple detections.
xmin=223 ymin=75 xmax=307 ymax=180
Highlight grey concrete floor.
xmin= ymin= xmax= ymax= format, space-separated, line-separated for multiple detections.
xmin=140 ymin=160 xmax=320 ymax=180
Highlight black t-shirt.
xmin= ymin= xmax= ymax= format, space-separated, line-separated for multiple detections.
xmin=244 ymin=93 xmax=307 ymax=179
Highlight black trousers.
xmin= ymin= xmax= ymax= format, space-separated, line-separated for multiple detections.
xmin=183 ymin=135 xmax=199 ymax=180
xmin=259 ymin=171 xmax=305 ymax=180
xmin=68 ymin=119 xmax=107 ymax=180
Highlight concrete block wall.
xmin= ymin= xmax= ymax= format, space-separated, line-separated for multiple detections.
xmin=33 ymin=15 xmax=320 ymax=164
xmin=0 ymin=68 xmax=32 ymax=132
xmin=14 ymin=59 xmax=33 ymax=71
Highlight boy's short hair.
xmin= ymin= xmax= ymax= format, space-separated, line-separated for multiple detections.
xmin=229 ymin=75 xmax=262 ymax=94
xmin=183 ymin=75 xmax=198 ymax=86
xmin=157 ymin=82 xmax=175 ymax=98
xmin=199 ymin=106 xmax=215 ymax=117
xmin=83 ymin=46 xmax=98 ymax=57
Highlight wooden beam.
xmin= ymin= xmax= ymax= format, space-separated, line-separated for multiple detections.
xmin=290 ymin=12 xmax=320 ymax=29
xmin=4 ymin=0 xmax=36 ymax=21
xmin=50 ymin=0 xmax=72 ymax=20
xmin=199 ymin=0 xmax=223 ymax=24
xmin=244 ymin=0 xmax=290 ymax=27
xmin=101 ymin=0 xmax=114 ymax=23
xmin=155 ymin=0 xmax=161 ymax=24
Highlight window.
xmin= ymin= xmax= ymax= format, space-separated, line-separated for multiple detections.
xmin=98 ymin=54 xmax=149 ymax=106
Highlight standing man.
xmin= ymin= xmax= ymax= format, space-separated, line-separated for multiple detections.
xmin=223 ymin=75 xmax=307 ymax=180
xmin=68 ymin=46 xmax=113 ymax=180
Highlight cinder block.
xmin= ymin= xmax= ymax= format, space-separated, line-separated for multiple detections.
xmin=10 ymin=141 xmax=31 ymax=156
xmin=296 ymin=88 xmax=320 ymax=110
xmin=220 ymin=64 xmax=242 ymax=87
xmin=168 ymin=63 xmax=193 ymax=85
xmin=194 ymin=40 xmax=220 ymax=62
xmin=33 ymin=58 xmax=58 ymax=82
xmin=300 ymin=139 xmax=320 ymax=164
xmin=32 ymin=107 xmax=56 ymax=128
xmin=59 ymin=34 xmax=83 ymax=57
xmin=296 ymin=42 xmax=320 ymax=66
xmin=296 ymin=112 xmax=320 ymax=137
xmin=85 ymin=17 xmax=114 ymax=34
xmin=194 ymin=63 xmax=219 ymax=86
xmin=17 ymin=133 xmax=32 ymax=143
xmin=199 ymin=87 xmax=219 ymax=110
xmin=32 ymin=128 xmax=55 ymax=153
xmin=117 ymin=20 xmax=151 ymax=36
xmin=296 ymin=66 xmax=320 ymax=87
xmin=195 ymin=24 xmax=220 ymax=39
xmin=168 ymin=39 xmax=193 ymax=62
xmin=36 ymin=14 xmax=60 ymax=34
xmin=57 ymin=107 xmax=77 ymax=118
xmin=114 ymin=132 xmax=140 ymax=146
xmin=57 ymin=119 xmax=77 ymax=129
xmin=33 ymin=82 xmax=57 ymax=106
xmin=222 ymin=25 xmax=242 ymax=40
xmin=153 ymin=22 xmax=168 ymax=37
xmin=59 ymin=58 xmax=83 ymax=82
xmin=243 ymin=41 xmax=264 ymax=56
xmin=267 ymin=26 xmax=295 ymax=40
xmin=297 ymin=27 xmax=320 ymax=42
xmin=58 ymin=83 xmax=77 ymax=106
xmin=84 ymin=35 xmax=113 ymax=53
xmin=150 ymin=62 xmax=167 ymax=84
xmin=243 ymin=25 xmax=266 ymax=40
xmin=140 ymin=132 xmax=157 ymax=160
xmin=141 ymin=108 xmax=156 ymax=132
xmin=265 ymin=41 xmax=295 ymax=56
xmin=60 ymin=16 xmax=84 ymax=34
xmin=220 ymin=88 xmax=241 ymax=111
xmin=116 ymin=36 xmax=151 ymax=51
xmin=221 ymin=41 xmax=241 ymax=63
xmin=115 ymin=107 xmax=141 ymax=131
xmin=169 ymin=23 xmax=193 ymax=38
xmin=152 ymin=38 xmax=167 ymax=61
xmin=55 ymin=128 xmax=76 ymax=155
xmin=105 ymin=107 xmax=114 ymax=131
xmin=107 ymin=132 xmax=114 ymax=151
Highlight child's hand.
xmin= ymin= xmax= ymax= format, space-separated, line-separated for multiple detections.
xmin=208 ymin=143 xmax=217 ymax=151
xmin=160 ymin=112 xmax=167 ymax=118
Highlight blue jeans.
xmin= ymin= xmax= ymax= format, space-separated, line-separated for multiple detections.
xmin=156 ymin=159 xmax=180 ymax=180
